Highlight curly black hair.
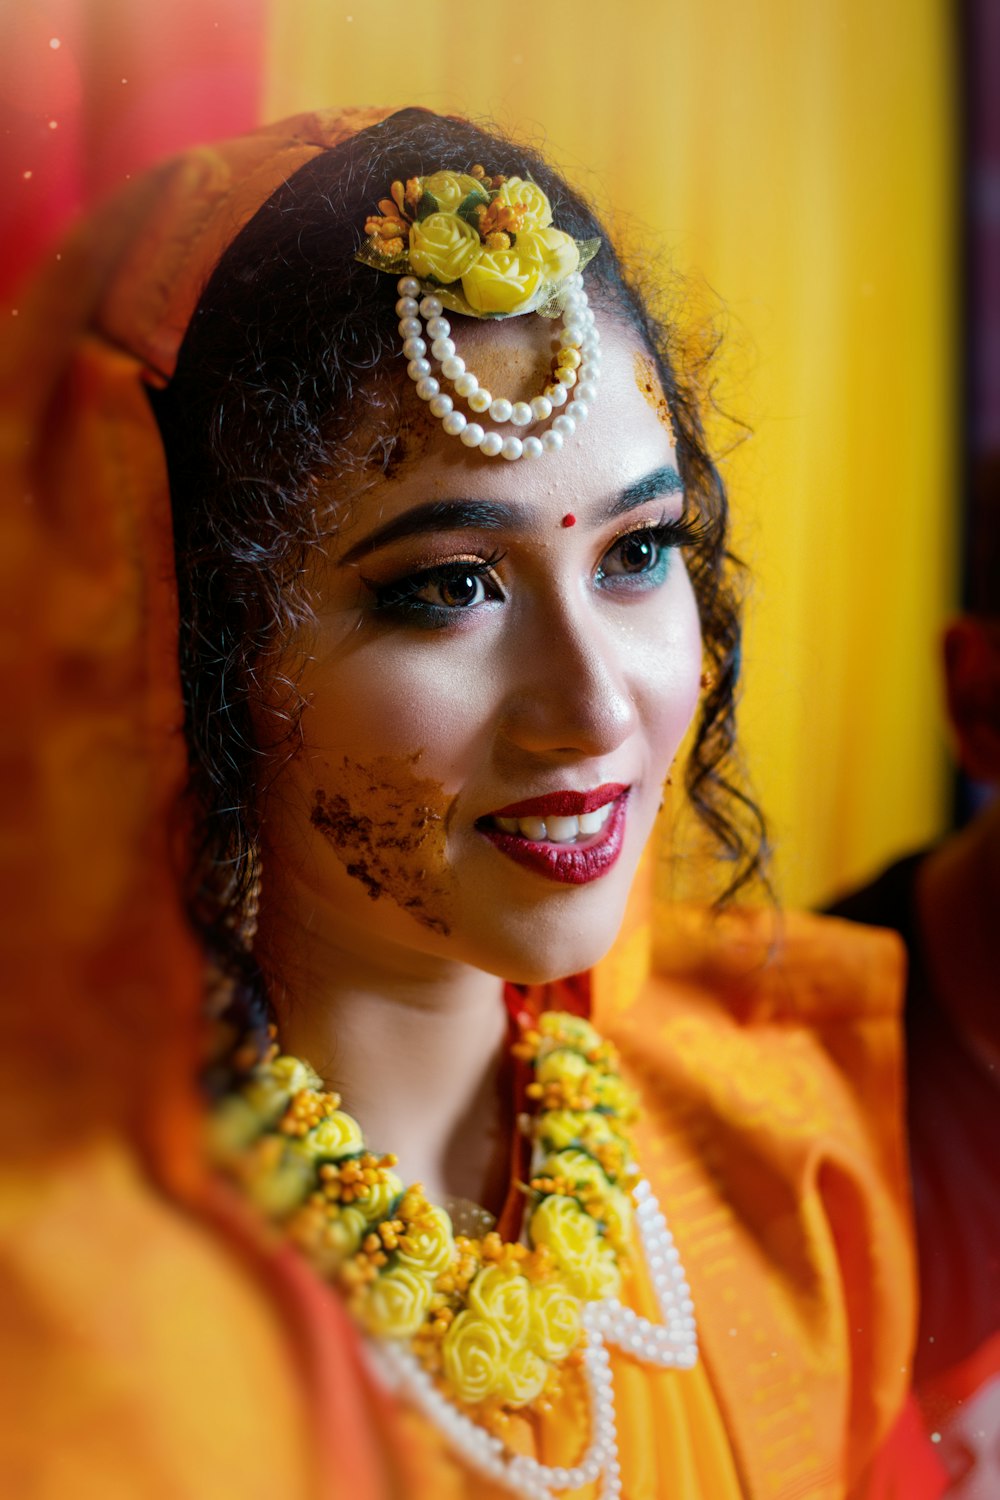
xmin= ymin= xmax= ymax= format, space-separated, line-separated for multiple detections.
xmin=150 ymin=107 xmax=768 ymax=1066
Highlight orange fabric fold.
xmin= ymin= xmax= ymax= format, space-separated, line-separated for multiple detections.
xmin=0 ymin=106 xmax=395 ymax=1158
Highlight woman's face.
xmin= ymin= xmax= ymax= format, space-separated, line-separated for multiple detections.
xmin=256 ymin=311 xmax=703 ymax=984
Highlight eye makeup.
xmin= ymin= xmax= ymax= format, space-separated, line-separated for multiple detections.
xmin=362 ymin=548 xmax=507 ymax=625
xmin=595 ymin=512 xmax=708 ymax=594
xmin=358 ymin=509 xmax=708 ymax=628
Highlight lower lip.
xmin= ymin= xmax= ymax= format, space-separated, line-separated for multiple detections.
xmin=478 ymin=795 xmax=628 ymax=886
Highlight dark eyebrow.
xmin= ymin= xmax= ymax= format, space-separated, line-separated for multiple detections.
xmin=605 ymin=464 xmax=683 ymax=519
xmin=341 ymin=501 xmax=517 ymax=564
xmin=340 ymin=464 xmax=683 ymax=565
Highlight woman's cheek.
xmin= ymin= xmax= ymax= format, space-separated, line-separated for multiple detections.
xmin=283 ymin=643 xmax=480 ymax=933
xmin=302 ymin=638 xmax=485 ymax=769
xmin=637 ymin=565 xmax=704 ymax=774
xmin=309 ymin=751 xmax=457 ymax=935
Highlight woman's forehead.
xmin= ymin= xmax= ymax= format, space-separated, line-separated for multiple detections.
xmin=328 ymin=313 xmax=678 ymax=545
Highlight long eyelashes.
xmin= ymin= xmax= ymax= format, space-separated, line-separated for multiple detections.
xmin=604 ymin=512 xmax=709 ymax=558
xmin=361 ymin=513 xmax=708 ymax=625
xmin=363 ymin=549 xmax=507 ymax=614
xmin=598 ymin=515 xmax=708 ymax=582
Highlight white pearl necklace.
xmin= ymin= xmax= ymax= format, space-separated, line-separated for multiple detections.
xmin=395 ymin=274 xmax=602 ymax=460
xmin=366 ymin=1177 xmax=697 ymax=1498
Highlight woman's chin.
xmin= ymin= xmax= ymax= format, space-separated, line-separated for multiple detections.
xmin=459 ymin=898 xmax=631 ymax=988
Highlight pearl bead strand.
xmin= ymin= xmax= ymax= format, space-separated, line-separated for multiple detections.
xmin=362 ymin=1176 xmax=695 ymax=1497
xmin=396 ymin=275 xmax=601 ymax=460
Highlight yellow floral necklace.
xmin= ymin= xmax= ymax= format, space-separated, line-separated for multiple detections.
xmin=210 ymin=1011 xmax=697 ymax=1500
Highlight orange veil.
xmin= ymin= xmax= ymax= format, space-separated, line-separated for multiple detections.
xmin=0 ymin=107 xmax=404 ymax=1499
xmin=1 ymin=106 xmax=398 ymax=1158
xmin=0 ymin=109 xmax=946 ymax=1498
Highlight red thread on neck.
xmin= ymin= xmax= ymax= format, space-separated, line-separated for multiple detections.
xmin=561 ymin=513 xmax=576 ymax=528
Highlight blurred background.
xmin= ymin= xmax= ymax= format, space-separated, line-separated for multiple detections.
xmin=1 ymin=0 xmax=991 ymax=911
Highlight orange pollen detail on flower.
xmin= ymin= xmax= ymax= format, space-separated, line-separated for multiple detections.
xmin=475 ymin=199 xmax=527 ymax=238
xmin=340 ymin=1258 xmax=377 ymax=1290
xmin=480 ymin=1231 xmax=505 ymax=1263
xmin=279 ymin=1087 xmax=339 ymax=1136
xmin=364 ymin=215 xmax=410 ymax=258
xmin=387 ymin=180 xmax=420 ymax=219
xmin=286 ymin=1202 xmax=325 ymax=1249
xmin=469 ymin=163 xmax=509 ymax=190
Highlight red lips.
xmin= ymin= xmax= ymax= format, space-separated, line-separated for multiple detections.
xmin=487 ymin=782 xmax=629 ymax=820
xmin=478 ymin=788 xmax=630 ymax=886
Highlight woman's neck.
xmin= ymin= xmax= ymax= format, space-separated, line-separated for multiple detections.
xmin=256 ymin=880 xmax=514 ymax=1216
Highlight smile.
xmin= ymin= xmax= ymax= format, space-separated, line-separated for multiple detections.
xmin=477 ymin=784 xmax=630 ymax=885
xmin=492 ymin=800 xmax=616 ymax=844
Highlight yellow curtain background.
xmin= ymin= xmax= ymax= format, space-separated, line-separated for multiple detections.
xmin=264 ymin=0 xmax=956 ymax=910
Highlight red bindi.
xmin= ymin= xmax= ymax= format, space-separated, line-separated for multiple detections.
xmin=561 ymin=513 xmax=576 ymax=528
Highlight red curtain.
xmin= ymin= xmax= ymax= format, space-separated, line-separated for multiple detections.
xmin=0 ymin=0 xmax=265 ymax=298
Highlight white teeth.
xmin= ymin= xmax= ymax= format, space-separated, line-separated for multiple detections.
xmin=519 ymin=817 xmax=548 ymax=842
xmin=492 ymin=800 xmax=616 ymax=844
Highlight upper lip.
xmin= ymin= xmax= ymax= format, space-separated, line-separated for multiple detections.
xmin=485 ymin=783 xmax=629 ymax=819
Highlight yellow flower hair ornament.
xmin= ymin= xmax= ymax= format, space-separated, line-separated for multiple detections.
xmin=357 ymin=165 xmax=602 ymax=461
xmin=210 ymin=1012 xmax=697 ymax=1500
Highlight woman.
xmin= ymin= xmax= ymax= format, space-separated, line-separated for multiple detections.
xmin=1 ymin=106 xmax=941 ymax=1498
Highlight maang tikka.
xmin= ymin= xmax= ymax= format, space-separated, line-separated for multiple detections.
xmin=358 ymin=165 xmax=601 ymax=461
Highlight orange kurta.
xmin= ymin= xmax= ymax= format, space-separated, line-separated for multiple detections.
xmin=0 ymin=109 xmax=943 ymax=1499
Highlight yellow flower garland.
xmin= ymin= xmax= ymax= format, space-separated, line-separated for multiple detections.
xmin=209 ymin=1011 xmax=641 ymax=1422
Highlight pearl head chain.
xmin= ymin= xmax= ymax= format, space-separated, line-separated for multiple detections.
xmin=366 ymin=1176 xmax=697 ymax=1499
xmin=396 ymin=274 xmax=602 ymax=460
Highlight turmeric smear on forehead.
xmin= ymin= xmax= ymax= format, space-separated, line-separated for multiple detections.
xmin=310 ymin=753 xmax=455 ymax=936
xmin=633 ymin=351 xmax=675 ymax=440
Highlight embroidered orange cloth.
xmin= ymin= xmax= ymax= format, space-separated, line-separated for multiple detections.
xmin=0 ymin=110 xmax=945 ymax=1498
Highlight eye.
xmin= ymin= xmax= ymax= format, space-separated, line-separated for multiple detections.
xmin=603 ymin=530 xmax=662 ymax=576
xmin=363 ymin=551 xmax=506 ymax=623
xmin=594 ymin=515 xmax=704 ymax=594
xmin=597 ymin=526 xmax=670 ymax=588
xmin=415 ymin=568 xmax=491 ymax=609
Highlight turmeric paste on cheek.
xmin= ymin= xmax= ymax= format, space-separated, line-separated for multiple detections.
xmin=310 ymin=753 xmax=455 ymax=936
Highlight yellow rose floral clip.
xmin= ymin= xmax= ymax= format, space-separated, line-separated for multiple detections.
xmin=357 ymin=164 xmax=602 ymax=461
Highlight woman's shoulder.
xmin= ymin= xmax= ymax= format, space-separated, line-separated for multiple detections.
xmin=594 ymin=902 xmax=909 ymax=1192
xmin=650 ymin=903 xmax=905 ymax=1023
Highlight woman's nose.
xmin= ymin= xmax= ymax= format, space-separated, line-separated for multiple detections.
xmin=498 ymin=598 xmax=637 ymax=760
